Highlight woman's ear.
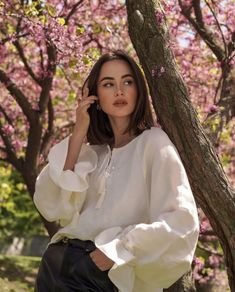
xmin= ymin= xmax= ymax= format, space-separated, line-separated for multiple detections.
xmin=96 ymin=100 xmax=102 ymax=111
xmin=82 ymin=79 xmax=89 ymax=95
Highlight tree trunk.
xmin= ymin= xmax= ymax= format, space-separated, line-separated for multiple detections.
xmin=126 ymin=0 xmax=235 ymax=291
xmin=164 ymin=272 xmax=196 ymax=292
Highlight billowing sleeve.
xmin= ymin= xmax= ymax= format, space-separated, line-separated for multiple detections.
xmin=33 ymin=136 xmax=98 ymax=223
xmin=95 ymin=129 xmax=199 ymax=291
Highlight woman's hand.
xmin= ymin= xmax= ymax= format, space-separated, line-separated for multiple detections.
xmin=73 ymin=87 xmax=98 ymax=137
xmin=63 ymin=88 xmax=98 ymax=171
xmin=89 ymin=248 xmax=115 ymax=271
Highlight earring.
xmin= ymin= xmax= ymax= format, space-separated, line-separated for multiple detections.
xmin=96 ymin=102 xmax=101 ymax=111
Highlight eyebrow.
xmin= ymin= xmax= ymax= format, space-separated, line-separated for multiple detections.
xmin=99 ymin=74 xmax=134 ymax=83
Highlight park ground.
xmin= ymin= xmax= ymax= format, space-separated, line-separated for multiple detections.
xmin=0 ymin=255 xmax=40 ymax=292
xmin=0 ymin=254 xmax=230 ymax=292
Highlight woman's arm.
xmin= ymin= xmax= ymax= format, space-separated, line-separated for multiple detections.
xmin=64 ymin=87 xmax=98 ymax=171
xmin=33 ymin=88 xmax=98 ymax=222
xmin=63 ymin=132 xmax=85 ymax=171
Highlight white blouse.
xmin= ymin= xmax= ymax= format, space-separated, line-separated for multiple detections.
xmin=34 ymin=127 xmax=199 ymax=292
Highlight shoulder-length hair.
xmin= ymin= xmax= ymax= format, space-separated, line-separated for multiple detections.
xmin=82 ymin=50 xmax=155 ymax=145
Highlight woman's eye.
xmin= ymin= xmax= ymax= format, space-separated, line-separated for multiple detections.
xmin=124 ymin=80 xmax=134 ymax=85
xmin=103 ymin=83 xmax=113 ymax=87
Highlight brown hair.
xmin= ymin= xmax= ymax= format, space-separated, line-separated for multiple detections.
xmin=82 ymin=50 xmax=155 ymax=145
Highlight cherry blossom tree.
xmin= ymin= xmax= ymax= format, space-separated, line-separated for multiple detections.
xmin=126 ymin=0 xmax=234 ymax=290
xmin=0 ymin=0 xmax=234 ymax=290
xmin=0 ymin=0 xmax=129 ymax=235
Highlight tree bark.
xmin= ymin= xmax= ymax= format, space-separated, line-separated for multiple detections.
xmin=126 ymin=0 xmax=235 ymax=291
xmin=164 ymin=272 xmax=196 ymax=292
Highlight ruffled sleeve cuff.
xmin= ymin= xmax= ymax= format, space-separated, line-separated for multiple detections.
xmin=95 ymin=227 xmax=136 ymax=292
xmin=48 ymin=136 xmax=98 ymax=192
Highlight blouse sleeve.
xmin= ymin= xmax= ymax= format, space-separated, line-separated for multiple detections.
xmin=33 ymin=136 xmax=98 ymax=223
xmin=95 ymin=129 xmax=199 ymax=291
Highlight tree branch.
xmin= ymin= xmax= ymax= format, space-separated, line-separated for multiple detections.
xmin=0 ymin=105 xmax=13 ymax=126
xmin=197 ymin=242 xmax=223 ymax=257
xmin=204 ymin=0 xmax=228 ymax=57
xmin=82 ymin=33 xmax=104 ymax=51
xmin=65 ymin=0 xmax=84 ymax=25
xmin=192 ymin=0 xmax=203 ymax=26
xmin=0 ymin=33 xmax=29 ymax=45
xmin=213 ymin=74 xmax=223 ymax=104
xmin=178 ymin=0 xmax=225 ymax=62
xmin=0 ymin=146 xmax=7 ymax=153
xmin=0 ymin=122 xmax=22 ymax=171
xmin=179 ymin=0 xmax=234 ymax=147
xmin=203 ymin=71 xmax=235 ymax=145
xmin=13 ymin=40 xmax=41 ymax=85
xmin=39 ymin=47 xmax=45 ymax=72
xmin=13 ymin=16 xmax=42 ymax=85
xmin=40 ymin=96 xmax=54 ymax=158
xmin=0 ymin=69 xmax=35 ymax=123
xmin=38 ymin=40 xmax=56 ymax=113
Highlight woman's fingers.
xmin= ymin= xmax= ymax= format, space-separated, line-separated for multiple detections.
xmin=79 ymin=101 xmax=94 ymax=112
xmin=83 ymin=87 xmax=89 ymax=99
xmin=82 ymin=104 xmax=92 ymax=112
xmin=73 ymin=88 xmax=98 ymax=135
xmin=77 ymin=96 xmax=97 ymax=108
xmin=89 ymin=249 xmax=114 ymax=271
xmin=77 ymin=87 xmax=88 ymax=104
xmin=76 ymin=87 xmax=98 ymax=113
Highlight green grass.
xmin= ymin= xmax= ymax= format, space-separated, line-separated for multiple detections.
xmin=0 ymin=254 xmax=41 ymax=292
xmin=0 ymin=254 xmax=231 ymax=292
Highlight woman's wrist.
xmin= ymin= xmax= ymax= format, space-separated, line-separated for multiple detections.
xmin=71 ymin=128 xmax=87 ymax=141
xmin=63 ymin=131 xmax=85 ymax=171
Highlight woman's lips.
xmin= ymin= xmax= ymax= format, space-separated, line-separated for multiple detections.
xmin=113 ymin=99 xmax=128 ymax=107
xmin=113 ymin=103 xmax=127 ymax=107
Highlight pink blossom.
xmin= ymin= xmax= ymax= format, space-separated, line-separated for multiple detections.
xmin=155 ymin=11 xmax=164 ymax=25
xmin=182 ymin=0 xmax=192 ymax=8
xmin=205 ymin=104 xmax=220 ymax=113
xmin=12 ymin=140 xmax=22 ymax=152
xmin=90 ymin=0 xmax=99 ymax=11
xmin=151 ymin=66 xmax=165 ymax=77
xmin=193 ymin=256 xmax=204 ymax=270
xmin=208 ymin=255 xmax=221 ymax=268
xmin=37 ymin=154 xmax=45 ymax=165
xmin=3 ymin=124 xmax=14 ymax=135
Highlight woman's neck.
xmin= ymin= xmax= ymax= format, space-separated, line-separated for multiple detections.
xmin=111 ymin=127 xmax=136 ymax=148
xmin=108 ymin=116 xmax=135 ymax=148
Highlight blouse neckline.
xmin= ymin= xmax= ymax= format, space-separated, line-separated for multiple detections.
xmin=107 ymin=129 xmax=147 ymax=153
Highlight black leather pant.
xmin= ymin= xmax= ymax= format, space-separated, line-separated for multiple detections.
xmin=34 ymin=238 xmax=118 ymax=292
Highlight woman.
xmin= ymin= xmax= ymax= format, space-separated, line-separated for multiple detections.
xmin=34 ymin=50 xmax=199 ymax=292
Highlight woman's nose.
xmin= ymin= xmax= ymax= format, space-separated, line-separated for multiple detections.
xmin=115 ymin=86 xmax=124 ymax=96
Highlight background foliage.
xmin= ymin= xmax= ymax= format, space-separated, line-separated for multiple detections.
xmin=0 ymin=163 xmax=44 ymax=242
xmin=0 ymin=0 xmax=234 ymax=290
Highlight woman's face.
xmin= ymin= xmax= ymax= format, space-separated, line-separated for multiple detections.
xmin=97 ymin=59 xmax=138 ymax=122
